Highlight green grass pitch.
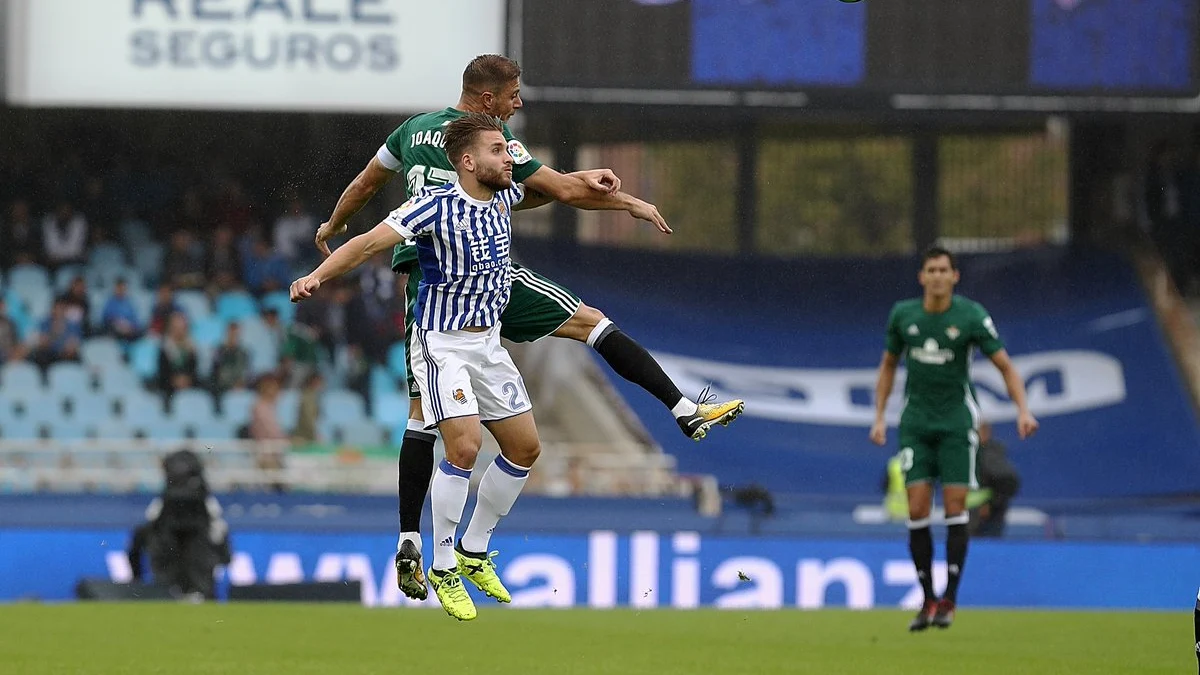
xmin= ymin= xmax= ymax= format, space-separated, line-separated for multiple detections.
xmin=0 ymin=603 xmax=1185 ymax=674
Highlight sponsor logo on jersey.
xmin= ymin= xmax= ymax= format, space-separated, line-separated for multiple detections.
xmin=945 ymin=326 xmax=960 ymax=340
xmin=507 ymin=140 xmax=533 ymax=165
xmin=911 ymin=338 xmax=955 ymax=365
xmin=452 ymin=389 xmax=467 ymax=405
xmin=907 ymin=325 xmax=919 ymax=336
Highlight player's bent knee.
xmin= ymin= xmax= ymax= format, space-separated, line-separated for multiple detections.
xmin=553 ymin=304 xmax=607 ymax=342
xmin=504 ymin=441 xmax=540 ymax=468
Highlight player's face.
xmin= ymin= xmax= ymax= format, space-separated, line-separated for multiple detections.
xmin=484 ymin=80 xmax=523 ymax=121
xmin=471 ymin=131 xmax=514 ymax=191
xmin=918 ymin=255 xmax=959 ymax=297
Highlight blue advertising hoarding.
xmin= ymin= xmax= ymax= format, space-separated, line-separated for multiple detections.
xmin=2 ymin=528 xmax=1197 ymax=610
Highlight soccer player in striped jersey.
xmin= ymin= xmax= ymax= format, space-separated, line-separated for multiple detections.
xmin=869 ymin=247 xmax=1038 ymax=631
xmin=314 ymin=54 xmax=745 ymax=601
xmin=292 ymin=114 xmax=545 ymax=621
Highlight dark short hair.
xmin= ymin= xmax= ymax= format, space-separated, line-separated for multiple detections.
xmin=462 ymin=54 xmax=521 ymax=95
xmin=444 ymin=113 xmax=505 ymax=169
xmin=922 ymin=245 xmax=957 ymax=271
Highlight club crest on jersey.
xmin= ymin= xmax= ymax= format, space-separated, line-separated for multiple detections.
xmin=945 ymin=326 xmax=960 ymax=340
xmin=452 ymin=389 xmax=467 ymax=405
xmin=507 ymin=140 xmax=533 ymax=165
xmin=907 ymin=325 xmax=919 ymax=336
xmin=494 ymin=200 xmax=509 ymax=218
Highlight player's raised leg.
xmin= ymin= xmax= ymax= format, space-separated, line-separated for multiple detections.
xmin=553 ymin=302 xmax=744 ymax=441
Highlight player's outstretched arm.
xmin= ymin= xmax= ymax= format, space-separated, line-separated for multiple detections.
xmin=516 ymin=168 xmax=621 ymax=211
xmin=988 ymin=349 xmax=1039 ymax=439
xmin=522 ymin=166 xmax=672 ymax=233
xmin=870 ymin=351 xmax=900 ymax=446
xmin=293 ymin=222 xmax=402 ymax=303
xmin=315 ymin=156 xmax=396 ymax=257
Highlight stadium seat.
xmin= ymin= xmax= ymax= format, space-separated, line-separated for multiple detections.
xmin=246 ymin=338 xmax=280 ymax=376
xmin=93 ymin=420 xmax=136 ymax=441
xmin=84 ymin=265 xmax=142 ymax=294
xmin=190 ymin=316 xmax=226 ymax=348
xmin=191 ymin=420 xmax=238 ymax=441
xmin=88 ymin=242 xmax=127 ymax=269
xmin=49 ymin=421 xmax=93 ymax=441
xmin=117 ymin=391 xmax=166 ymax=427
xmin=387 ymin=341 xmax=407 ymax=379
xmin=195 ymin=344 xmax=214 ymax=379
xmin=215 ymin=291 xmax=259 ymax=323
xmin=0 ymin=419 xmax=40 ymax=440
xmin=276 ymin=388 xmax=300 ymax=430
xmin=170 ymin=388 xmax=217 ymax=425
xmin=372 ymin=391 xmax=408 ymax=426
xmin=338 ymin=420 xmax=385 ymax=447
xmin=130 ymin=242 xmax=165 ymax=285
xmin=81 ymin=338 xmax=125 ymax=372
xmin=15 ymin=285 xmax=52 ymax=322
xmin=259 ymin=291 xmax=296 ymax=325
xmin=16 ymin=392 xmax=64 ymax=426
xmin=320 ymin=389 xmax=367 ymax=423
xmin=47 ymin=362 xmax=93 ymax=396
xmin=219 ymin=389 xmax=256 ymax=427
xmin=63 ymin=392 xmax=113 ymax=425
xmin=98 ymin=365 xmax=143 ymax=397
xmin=175 ymin=290 xmax=213 ymax=323
xmin=136 ymin=419 xmax=188 ymax=440
xmin=370 ymin=366 xmax=399 ymax=400
xmin=128 ymin=288 xmax=153 ymax=326
xmin=129 ymin=337 xmax=160 ymax=380
xmin=7 ymin=265 xmax=51 ymax=304
xmin=1 ymin=361 xmax=44 ymax=393
xmin=53 ymin=264 xmax=86 ymax=293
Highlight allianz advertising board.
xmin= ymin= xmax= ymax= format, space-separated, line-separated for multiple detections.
xmin=3 ymin=528 xmax=1197 ymax=609
xmin=4 ymin=0 xmax=503 ymax=111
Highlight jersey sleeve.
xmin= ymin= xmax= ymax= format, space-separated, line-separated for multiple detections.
xmin=383 ymin=191 xmax=439 ymax=240
xmin=884 ymin=304 xmax=904 ymax=355
xmin=377 ymin=122 xmax=407 ymax=172
xmin=971 ymin=303 xmax=1005 ymax=356
xmin=505 ymin=183 xmax=526 ymax=208
xmin=500 ymin=122 xmax=544 ymax=184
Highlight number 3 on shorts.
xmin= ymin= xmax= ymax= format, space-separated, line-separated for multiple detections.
xmin=899 ymin=447 xmax=914 ymax=472
xmin=502 ymin=382 xmax=525 ymax=411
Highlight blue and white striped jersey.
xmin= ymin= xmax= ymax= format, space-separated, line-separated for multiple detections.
xmin=384 ymin=181 xmax=525 ymax=331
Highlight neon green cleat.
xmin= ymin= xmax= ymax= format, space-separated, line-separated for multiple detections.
xmin=678 ymin=387 xmax=746 ymax=441
xmin=455 ymin=544 xmax=511 ymax=603
xmin=428 ymin=567 xmax=477 ymax=621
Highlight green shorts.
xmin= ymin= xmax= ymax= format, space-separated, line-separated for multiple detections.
xmin=897 ymin=425 xmax=980 ymax=488
xmin=401 ymin=262 xmax=581 ymax=397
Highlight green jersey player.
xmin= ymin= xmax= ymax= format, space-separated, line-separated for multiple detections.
xmin=870 ymin=246 xmax=1038 ymax=631
xmin=313 ymin=55 xmax=745 ymax=602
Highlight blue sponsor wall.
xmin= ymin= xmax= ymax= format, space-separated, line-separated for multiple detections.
xmin=3 ymin=525 xmax=1199 ymax=609
xmin=512 ymin=244 xmax=1200 ymax=502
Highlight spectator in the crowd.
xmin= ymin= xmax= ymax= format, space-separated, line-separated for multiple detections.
xmin=157 ymin=312 xmax=198 ymax=400
xmin=4 ymin=199 xmax=42 ymax=269
xmin=0 ymin=297 xmax=26 ymax=363
xmin=209 ymin=322 xmax=250 ymax=395
xmin=282 ymin=312 xmax=323 ymax=388
xmin=207 ymin=226 xmax=243 ymax=294
xmin=292 ymin=372 xmax=324 ymax=444
xmin=42 ymin=201 xmax=89 ymax=268
xmin=273 ymin=195 xmax=317 ymax=266
xmin=248 ymin=373 xmax=288 ymax=484
xmin=162 ymin=230 xmax=207 ymax=290
xmin=58 ymin=276 xmax=91 ymax=333
xmin=149 ymin=284 xmax=183 ymax=336
xmin=101 ymin=277 xmax=142 ymax=342
xmin=348 ymin=256 xmax=398 ymax=363
xmin=28 ymin=298 xmax=83 ymax=369
xmin=241 ymin=236 xmax=290 ymax=296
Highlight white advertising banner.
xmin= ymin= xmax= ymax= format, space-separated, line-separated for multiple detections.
xmin=5 ymin=0 xmax=505 ymax=112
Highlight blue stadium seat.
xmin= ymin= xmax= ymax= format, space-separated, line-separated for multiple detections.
xmin=98 ymin=365 xmax=142 ymax=397
xmin=128 ymin=288 xmax=153 ymax=326
xmin=81 ymin=338 xmax=125 ymax=372
xmin=16 ymin=393 xmax=63 ymax=425
xmin=129 ymin=337 xmax=160 ymax=380
xmin=136 ymin=419 xmax=187 ymax=440
xmin=372 ymin=391 xmax=408 ymax=427
xmin=338 ymin=420 xmax=385 ymax=446
xmin=1 ymin=361 xmax=43 ymax=393
xmin=276 ymin=388 xmax=300 ymax=430
xmin=195 ymin=344 xmax=214 ymax=379
xmin=117 ymin=391 xmax=166 ymax=427
xmin=170 ymin=388 xmax=217 ymax=425
xmin=63 ymin=393 xmax=112 ymax=426
xmin=16 ymin=286 xmax=53 ymax=323
xmin=88 ymin=242 xmax=127 ymax=269
xmin=192 ymin=420 xmax=238 ymax=441
xmin=47 ymin=362 xmax=92 ymax=396
xmin=49 ymin=421 xmax=93 ymax=441
xmin=130 ymin=242 xmax=164 ymax=285
xmin=0 ymin=419 xmax=40 ymax=440
xmin=320 ymin=389 xmax=367 ymax=423
xmin=259 ymin=291 xmax=296 ymax=325
xmin=246 ymin=339 xmax=279 ymax=376
xmin=190 ymin=316 xmax=226 ymax=349
xmin=219 ymin=389 xmax=256 ymax=427
xmin=7 ymin=265 xmax=50 ymax=302
xmin=215 ymin=291 xmax=259 ymax=323
xmin=84 ymin=265 xmax=142 ymax=294
xmin=93 ymin=420 xmax=135 ymax=440
xmin=53 ymin=264 xmax=86 ymax=293
xmin=175 ymin=290 xmax=213 ymax=323
xmin=370 ymin=366 xmax=399 ymax=400
xmin=387 ymin=341 xmax=407 ymax=379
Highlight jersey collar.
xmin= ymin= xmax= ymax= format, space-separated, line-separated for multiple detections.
xmin=452 ymin=180 xmax=494 ymax=208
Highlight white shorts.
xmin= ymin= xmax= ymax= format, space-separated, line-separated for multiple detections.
xmin=409 ymin=325 xmax=532 ymax=428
